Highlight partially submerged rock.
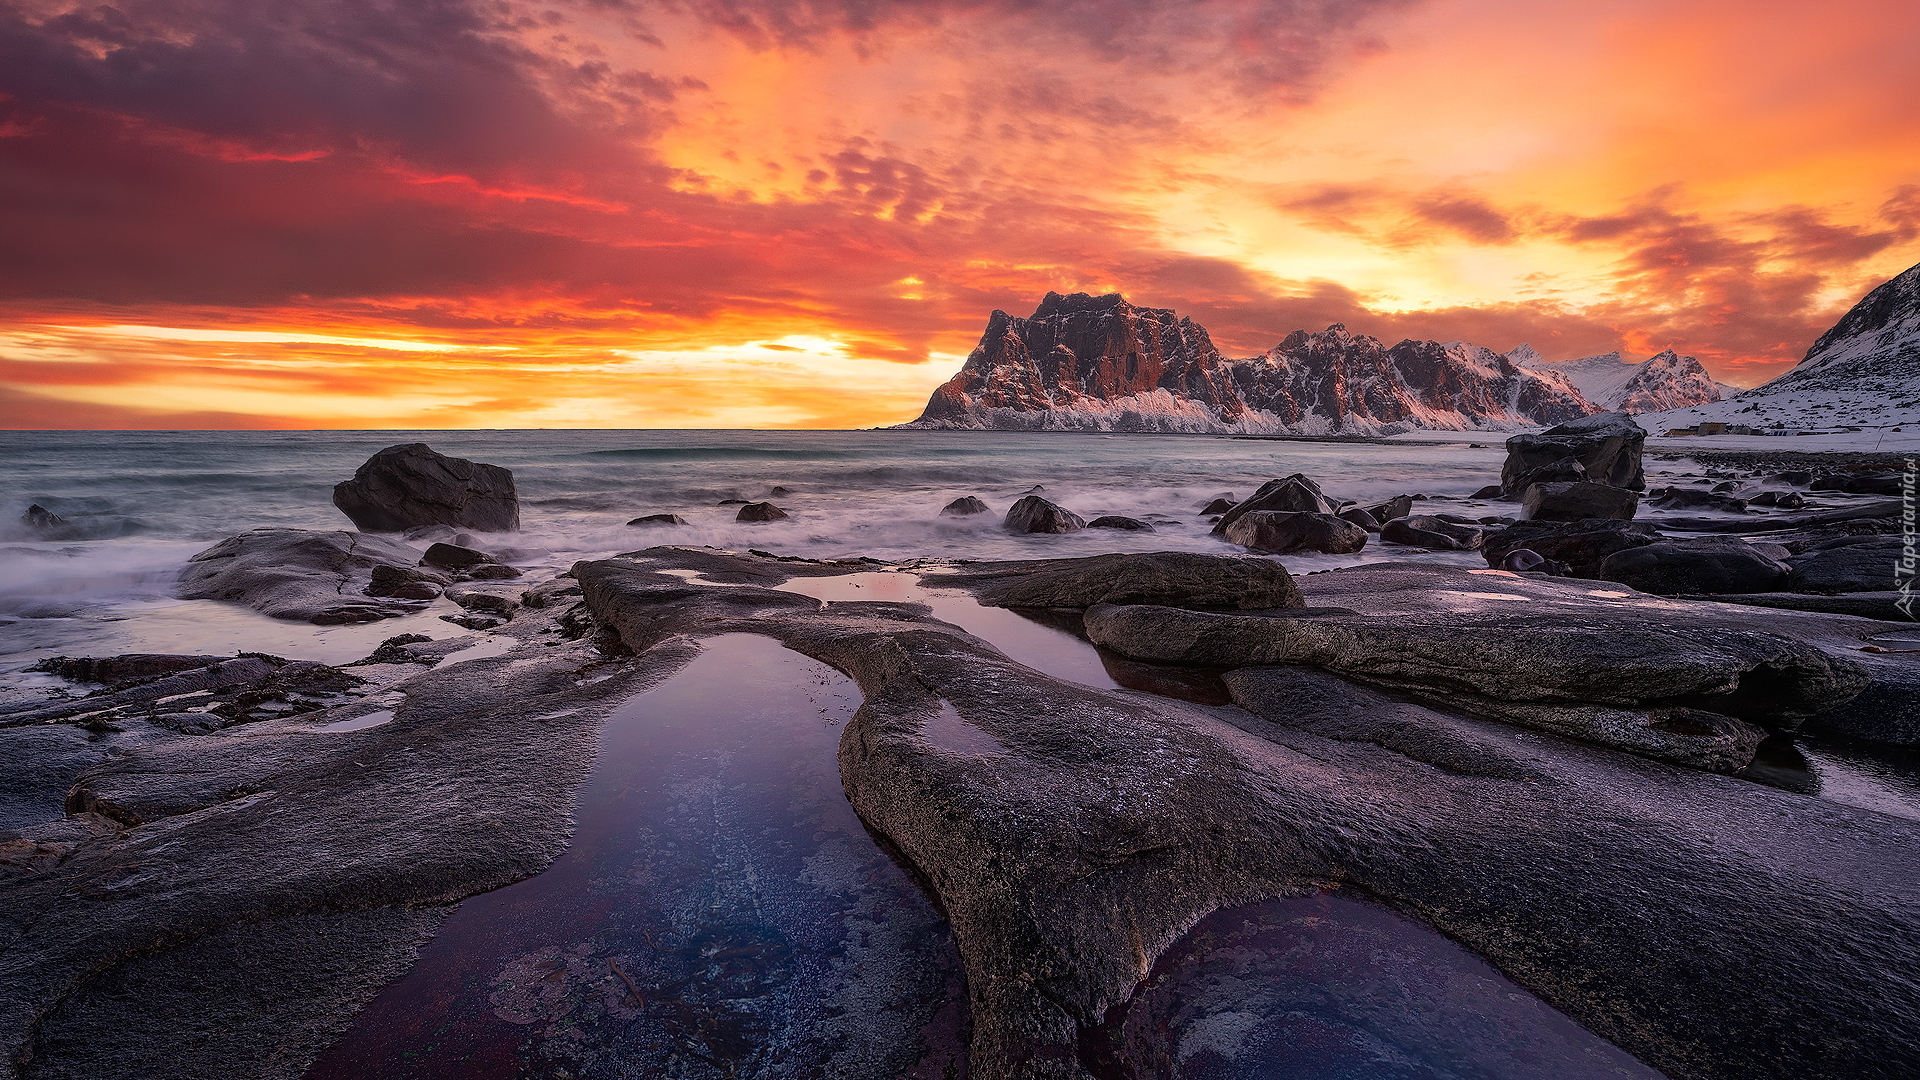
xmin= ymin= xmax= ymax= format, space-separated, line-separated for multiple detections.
xmin=1086 ymin=515 xmax=1154 ymax=532
xmin=364 ymin=563 xmax=447 ymax=600
xmin=332 ymin=443 xmax=519 ymax=533
xmin=1003 ymin=494 xmax=1084 ymax=534
xmin=1224 ymin=510 xmax=1368 ymax=555
xmin=1503 ymin=412 xmax=1646 ymax=492
xmin=627 ymin=513 xmax=688 ymax=526
xmin=177 ymin=529 xmax=427 ymax=624
xmin=940 ymin=496 xmax=990 ymax=516
xmin=1211 ymin=475 xmax=1336 ymax=534
xmin=1649 ymin=486 xmax=1749 ymax=513
xmin=736 ymin=501 xmax=788 ymax=522
xmin=1523 ymin=481 xmax=1638 ymax=521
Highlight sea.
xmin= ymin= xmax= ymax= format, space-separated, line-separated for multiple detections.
xmin=0 ymin=428 xmax=1507 ymax=671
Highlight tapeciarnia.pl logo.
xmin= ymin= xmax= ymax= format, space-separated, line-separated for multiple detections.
xmin=1900 ymin=458 xmax=1917 ymax=620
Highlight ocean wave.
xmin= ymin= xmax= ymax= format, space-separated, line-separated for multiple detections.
xmin=577 ymin=447 xmax=874 ymax=461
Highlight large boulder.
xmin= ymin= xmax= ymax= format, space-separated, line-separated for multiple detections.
xmin=1351 ymin=494 xmax=1415 ymax=522
xmin=1786 ymin=536 xmax=1901 ymax=593
xmin=940 ymin=496 xmax=990 ymax=516
xmin=736 ymin=501 xmax=788 ymax=522
xmin=1082 ymin=603 xmax=1865 ymax=772
xmin=177 ymin=529 xmax=427 ymax=624
xmin=1381 ymin=514 xmax=1483 ymax=551
xmin=1224 ymin=511 xmax=1368 ymax=555
xmin=1004 ymin=495 xmax=1085 ymax=534
xmin=333 ymin=444 xmax=519 ymax=533
xmin=1502 ymin=412 xmax=1646 ymax=493
xmin=1211 ymin=475 xmax=1336 ymax=535
xmin=933 ymin=551 xmax=1303 ymax=611
xmin=1599 ymin=539 xmax=1791 ymax=595
xmin=1482 ymin=519 xmax=1662 ymax=577
xmin=1523 ymin=482 xmax=1639 ymax=522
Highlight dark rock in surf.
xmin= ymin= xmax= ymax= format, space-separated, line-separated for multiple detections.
xmin=177 ymin=529 xmax=426 ymax=624
xmin=1198 ymin=497 xmax=1237 ymax=515
xmin=736 ymin=502 xmax=788 ymax=523
xmin=1499 ymin=548 xmax=1560 ymax=573
xmin=940 ymin=497 xmax=990 ymax=517
xmin=1600 ymin=539 xmax=1790 ymax=595
xmin=1004 ymin=495 xmax=1084 ymax=534
xmin=1470 ymin=485 xmax=1505 ymax=500
xmin=22 ymin=504 xmax=68 ymax=531
xmin=1748 ymin=491 xmax=1806 ymax=509
xmin=627 ymin=514 xmax=688 ymax=526
xmin=1211 ymin=475 xmax=1336 ymax=536
xmin=1086 ymin=515 xmax=1154 ymax=532
xmin=1337 ymin=506 xmax=1382 ymax=532
xmin=421 ymin=543 xmax=495 ymax=571
xmin=1352 ymin=494 xmax=1415 ymax=522
xmin=1482 ymin=519 xmax=1660 ymax=577
xmin=332 ymin=443 xmax=519 ymax=533
xmin=1813 ymin=472 xmax=1902 ymax=495
xmin=365 ymin=564 xmax=448 ymax=600
xmin=1502 ymin=412 xmax=1646 ymax=494
xmin=1381 ymin=515 xmax=1483 ymax=551
xmin=1523 ymin=482 xmax=1638 ymax=522
xmin=1224 ymin=511 xmax=1368 ymax=555
xmin=445 ymin=587 xmax=515 ymax=616
xmin=464 ymin=564 xmax=523 ymax=581
xmin=934 ymin=551 xmax=1303 ymax=611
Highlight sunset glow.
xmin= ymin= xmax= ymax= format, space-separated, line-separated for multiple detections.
xmin=3 ymin=0 xmax=1916 ymax=428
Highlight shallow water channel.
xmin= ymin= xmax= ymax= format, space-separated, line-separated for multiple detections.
xmin=306 ymin=633 xmax=967 ymax=1080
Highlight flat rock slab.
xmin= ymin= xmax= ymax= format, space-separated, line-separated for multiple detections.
xmin=176 ymin=529 xmax=427 ymax=624
xmin=930 ymin=551 xmax=1304 ymax=611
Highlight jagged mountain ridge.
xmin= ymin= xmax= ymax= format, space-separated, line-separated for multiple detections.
xmin=1639 ymin=258 xmax=1920 ymax=433
xmin=1512 ymin=347 xmax=1723 ymax=413
xmin=908 ymin=292 xmax=1606 ymax=434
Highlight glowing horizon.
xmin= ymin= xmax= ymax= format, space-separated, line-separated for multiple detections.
xmin=2 ymin=0 xmax=1916 ymax=428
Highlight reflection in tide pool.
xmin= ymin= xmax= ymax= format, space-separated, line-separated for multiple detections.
xmin=1082 ymin=893 xmax=1662 ymax=1080
xmin=306 ymin=634 xmax=967 ymax=1080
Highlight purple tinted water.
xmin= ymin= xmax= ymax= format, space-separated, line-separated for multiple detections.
xmin=1082 ymin=893 xmax=1663 ymax=1080
xmin=305 ymin=634 xmax=967 ymax=1080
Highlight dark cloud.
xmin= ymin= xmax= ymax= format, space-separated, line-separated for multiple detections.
xmin=1408 ymin=190 xmax=1516 ymax=244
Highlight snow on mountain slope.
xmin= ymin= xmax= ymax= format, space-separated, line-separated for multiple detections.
xmin=1638 ymin=258 xmax=1920 ymax=434
xmin=1510 ymin=346 xmax=1722 ymax=412
xmin=906 ymin=293 xmax=1593 ymax=433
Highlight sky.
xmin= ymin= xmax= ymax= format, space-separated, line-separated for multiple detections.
xmin=1 ymin=0 xmax=1916 ymax=429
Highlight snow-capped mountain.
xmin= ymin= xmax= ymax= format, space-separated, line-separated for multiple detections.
xmin=1510 ymin=346 xmax=1722 ymax=413
xmin=905 ymin=293 xmax=1594 ymax=434
xmin=1639 ymin=258 xmax=1920 ymax=433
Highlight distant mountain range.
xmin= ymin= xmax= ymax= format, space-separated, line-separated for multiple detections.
xmin=902 ymin=293 xmax=1728 ymax=434
xmin=1642 ymin=259 xmax=1920 ymax=433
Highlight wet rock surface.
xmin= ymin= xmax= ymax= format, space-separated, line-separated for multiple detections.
xmin=942 ymin=496 xmax=991 ymax=516
xmin=176 ymin=528 xmax=428 ymax=624
xmin=1086 ymin=514 xmax=1154 ymax=532
xmin=332 ymin=443 xmax=519 ymax=533
xmin=1209 ymin=474 xmax=1336 ymax=534
xmin=736 ymin=500 xmax=788 ymax=522
xmin=8 ymin=547 xmax=1919 ymax=1080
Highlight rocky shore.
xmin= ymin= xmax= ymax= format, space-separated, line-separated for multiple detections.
xmin=3 ymin=438 xmax=1916 ymax=1080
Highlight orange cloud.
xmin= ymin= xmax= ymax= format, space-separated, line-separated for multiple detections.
xmin=0 ymin=0 xmax=1915 ymax=426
